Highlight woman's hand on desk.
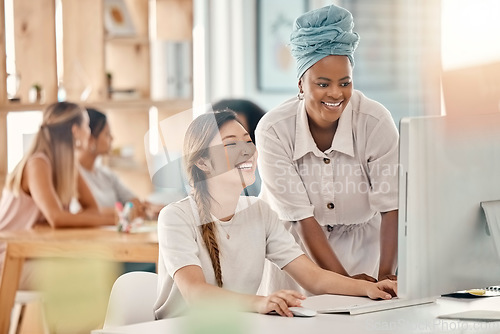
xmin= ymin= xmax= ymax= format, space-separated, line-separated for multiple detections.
xmin=98 ymin=207 xmax=120 ymax=225
xmin=255 ymin=290 xmax=306 ymax=317
xmin=129 ymin=198 xmax=146 ymax=219
xmin=127 ymin=199 xmax=162 ymax=221
xmin=365 ymin=279 xmax=397 ymax=300
xmin=144 ymin=201 xmax=163 ymax=221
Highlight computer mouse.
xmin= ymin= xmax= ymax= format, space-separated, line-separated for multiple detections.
xmin=288 ymin=306 xmax=317 ymax=317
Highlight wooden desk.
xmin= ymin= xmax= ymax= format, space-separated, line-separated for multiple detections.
xmin=0 ymin=226 xmax=158 ymax=334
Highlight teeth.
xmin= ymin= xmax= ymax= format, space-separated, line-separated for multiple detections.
xmin=236 ymin=162 xmax=253 ymax=170
xmin=323 ymin=101 xmax=342 ymax=107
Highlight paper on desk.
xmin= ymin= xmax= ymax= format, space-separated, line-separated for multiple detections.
xmin=99 ymin=221 xmax=157 ymax=234
xmin=438 ymin=310 xmax=500 ymax=321
xmin=481 ymin=200 xmax=500 ymax=258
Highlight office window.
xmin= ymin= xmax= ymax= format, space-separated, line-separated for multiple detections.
xmin=7 ymin=111 xmax=43 ymax=172
xmin=441 ymin=0 xmax=500 ymax=69
xmin=338 ymin=0 xmax=442 ymax=123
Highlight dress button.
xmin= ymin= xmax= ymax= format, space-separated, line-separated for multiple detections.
xmin=327 ymin=202 xmax=335 ymax=209
xmin=323 ymin=158 xmax=330 ymax=164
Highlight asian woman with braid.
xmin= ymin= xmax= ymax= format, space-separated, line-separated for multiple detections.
xmin=153 ymin=110 xmax=397 ymax=319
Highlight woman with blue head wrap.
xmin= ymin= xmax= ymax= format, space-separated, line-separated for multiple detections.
xmin=256 ymin=5 xmax=399 ymax=296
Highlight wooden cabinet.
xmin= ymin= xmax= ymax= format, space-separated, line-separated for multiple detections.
xmin=0 ymin=0 xmax=193 ymax=198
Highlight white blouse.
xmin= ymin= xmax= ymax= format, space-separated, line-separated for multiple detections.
xmin=255 ymin=90 xmax=399 ymax=227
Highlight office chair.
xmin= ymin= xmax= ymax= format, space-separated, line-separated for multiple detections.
xmin=102 ymin=271 xmax=158 ymax=329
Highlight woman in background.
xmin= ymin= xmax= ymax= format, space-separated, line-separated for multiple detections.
xmin=0 ymin=102 xmax=115 ymax=287
xmin=256 ymin=4 xmax=399 ymax=295
xmin=212 ymin=99 xmax=266 ymax=196
xmin=154 ymin=110 xmax=396 ymax=319
xmin=78 ymin=107 xmax=159 ymax=272
xmin=77 ymin=108 xmax=154 ymax=219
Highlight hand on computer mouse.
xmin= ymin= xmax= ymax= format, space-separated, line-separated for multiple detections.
xmin=257 ymin=289 xmax=306 ymax=317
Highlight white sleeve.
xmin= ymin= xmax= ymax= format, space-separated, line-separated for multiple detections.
xmin=157 ymin=204 xmax=202 ymax=278
xmin=365 ymin=113 xmax=399 ymax=213
xmin=106 ymin=169 xmax=136 ymax=204
xmin=261 ymin=201 xmax=304 ymax=269
xmin=256 ymin=125 xmax=315 ymax=222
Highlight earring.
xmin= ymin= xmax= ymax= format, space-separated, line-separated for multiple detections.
xmin=297 ymin=92 xmax=304 ymax=100
xmin=75 ymin=139 xmax=81 ymax=148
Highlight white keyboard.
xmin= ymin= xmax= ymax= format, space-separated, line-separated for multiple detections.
xmin=302 ymin=295 xmax=437 ymax=315
xmin=319 ymin=296 xmax=437 ymax=315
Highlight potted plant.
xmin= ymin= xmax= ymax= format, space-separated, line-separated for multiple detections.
xmin=29 ymin=83 xmax=44 ymax=103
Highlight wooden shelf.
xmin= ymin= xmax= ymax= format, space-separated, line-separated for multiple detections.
xmin=0 ymin=103 xmax=46 ymax=112
xmin=0 ymin=0 xmax=193 ymax=196
xmin=104 ymin=36 xmax=150 ymax=45
xmin=86 ymin=99 xmax=192 ymax=111
xmin=0 ymin=99 xmax=192 ymax=113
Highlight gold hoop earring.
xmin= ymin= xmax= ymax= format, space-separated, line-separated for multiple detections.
xmin=297 ymin=92 xmax=304 ymax=100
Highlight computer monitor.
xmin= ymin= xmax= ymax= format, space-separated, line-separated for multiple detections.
xmin=398 ymin=112 xmax=500 ymax=299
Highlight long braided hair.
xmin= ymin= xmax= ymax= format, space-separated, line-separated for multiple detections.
xmin=183 ymin=110 xmax=238 ymax=287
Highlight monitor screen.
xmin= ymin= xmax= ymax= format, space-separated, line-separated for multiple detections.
xmin=398 ymin=113 xmax=500 ymax=299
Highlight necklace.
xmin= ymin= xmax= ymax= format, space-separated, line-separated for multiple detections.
xmin=211 ymin=214 xmax=234 ymax=240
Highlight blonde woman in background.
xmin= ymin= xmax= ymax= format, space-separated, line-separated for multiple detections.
xmin=0 ymin=102 xmax=115 ymax=288
xmin=153 ymin=110 xmax=396 ymax=319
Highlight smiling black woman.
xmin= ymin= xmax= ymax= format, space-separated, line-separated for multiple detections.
xmin=256 ymin=4 xmax=399 ymax=297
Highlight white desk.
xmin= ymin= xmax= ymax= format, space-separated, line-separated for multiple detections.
xmin=92 ymin=296 xmax=500 ymax=334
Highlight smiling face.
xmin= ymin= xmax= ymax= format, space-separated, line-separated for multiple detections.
xmin=299 ymin=55 xmax=353 ymax=129
xmin=204 ymin=120 xmax=257 ymax=190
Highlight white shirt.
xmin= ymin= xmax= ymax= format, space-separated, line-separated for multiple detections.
xmin=154 ymin=196 xmax=304 ymax=319
xmin=79 ymin=164 xmax=135 ymax=208
xmin=255 ymin=90 xmax=399 ymax=227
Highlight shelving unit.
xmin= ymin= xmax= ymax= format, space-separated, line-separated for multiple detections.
xmin=0 ymin=0 xmax=193 ymax=198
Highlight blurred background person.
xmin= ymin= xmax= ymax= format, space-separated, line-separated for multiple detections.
xmin=77 ymin=107 xmax=159 ymax=272
xmin=0 ymin=102 xmax=116 ymax=289
xmin=76 ymin=108 xmax=156 ymax=219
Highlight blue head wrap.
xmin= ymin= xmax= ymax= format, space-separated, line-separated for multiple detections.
xmin=290 ymin=5 xmax=360 ymax=79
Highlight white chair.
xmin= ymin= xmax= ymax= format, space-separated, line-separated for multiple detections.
xmin=103 ymin=271 xmax=158 ymax=329
xmin=9 ymin=291 xmax=49 ymax=334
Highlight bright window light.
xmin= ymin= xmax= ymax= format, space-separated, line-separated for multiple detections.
xmin=442 ymin=0 xmax=500 ymax=70
xmin=7 ymin=111 xmax=43 ymax=172
xmin=148 ymin=106 xmax=159 ymax=155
